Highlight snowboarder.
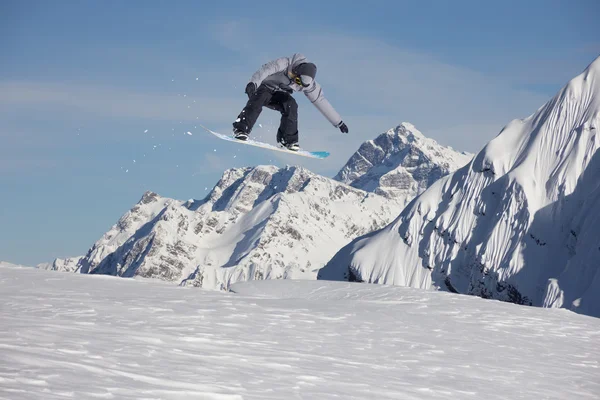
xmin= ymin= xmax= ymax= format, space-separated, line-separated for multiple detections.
xmin=232 ymin=53 xmax=349 ymax=151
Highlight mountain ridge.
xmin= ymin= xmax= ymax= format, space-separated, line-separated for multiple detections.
xmin=318 ymin=56 xmax=600 ymax=317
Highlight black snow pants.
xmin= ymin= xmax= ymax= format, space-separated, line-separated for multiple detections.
xmin=233 ymin=84 xmax=299 ymax=144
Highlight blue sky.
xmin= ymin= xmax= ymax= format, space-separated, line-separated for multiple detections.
xmin=1 ymin=0 xmax=599 ymax=266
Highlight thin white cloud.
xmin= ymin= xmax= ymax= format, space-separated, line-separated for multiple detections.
xmin=0 ymin=155 xmax=60 ymax=175
xmin=0 ymin=81 xmax=240 ymax=124
xmin=207 ymin=19 xmax=257 ymax=54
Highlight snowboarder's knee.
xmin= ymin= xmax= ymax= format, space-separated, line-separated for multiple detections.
xmin=285 ymin=98 xmax=298 ymax=114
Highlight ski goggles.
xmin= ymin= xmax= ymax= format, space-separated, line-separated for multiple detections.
xmin=293 ymin=74 xmax=312 ymax=87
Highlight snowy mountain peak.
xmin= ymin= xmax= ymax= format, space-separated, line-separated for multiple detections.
xmin=319 ymin=56 xmax=600 ymax=318
xmin=200 ymin=165 xmax=332 ymax=215
xmin=44 ymin=124 xmax=469 ymax=291
xmin=37 ymin=256 xmax=82 ymax=273
xmin=389 ymin=122 xmax=425 ymax=140
xmin=473 ymin=55 xmax=600 ymax=214
xmin=140 ymin=190 xmax=160 ymax=204
xmin=334 ymin=123 xmax=472 ymax=201
xmin=65 ymin=163 xmax=405 ymax=289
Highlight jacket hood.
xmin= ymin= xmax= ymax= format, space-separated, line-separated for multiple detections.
xmin=287 ymin=53 xmax=309 ymax=76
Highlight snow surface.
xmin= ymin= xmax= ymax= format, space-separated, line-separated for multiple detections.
xmin=0 ymin=261 xmax=30 ymax=269
xmin=320 ymin=56 xmax=600 ymax=317
xmin=1 ymin=264 xmax=599 ymax=399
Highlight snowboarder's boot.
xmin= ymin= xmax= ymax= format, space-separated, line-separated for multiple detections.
xmin=278 ymin=138 xmax=299 ymax=151
xmin=233 ymin=128 xmax=249 ymax=141
xmin=285 ymin=142 xmax=300 ymax=151
xmin=276 ymin=127 xmax=299 ymax=151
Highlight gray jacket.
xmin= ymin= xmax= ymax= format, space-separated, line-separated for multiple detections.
xmin=249 ymin=53 xmax=343 ymax=127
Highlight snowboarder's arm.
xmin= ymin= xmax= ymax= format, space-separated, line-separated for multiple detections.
xmin=250 ymin=57 xmax=290 ymax=87
xmin=303 ymin=81 xmax=343 ymax=128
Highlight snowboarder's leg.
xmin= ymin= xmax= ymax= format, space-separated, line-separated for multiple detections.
xmin=233 ymin=85 xmax=273 ymax=138
xmin=268 ymin=92 xmax=299 ymax=148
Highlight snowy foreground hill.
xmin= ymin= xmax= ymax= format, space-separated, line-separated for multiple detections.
xmin=320 ymin=57 xmax=600 ymax=317
xmin=41 ymin=124 xmax=468 ymax=290
xmin=2 ymin=265 xmax=599 ymax=399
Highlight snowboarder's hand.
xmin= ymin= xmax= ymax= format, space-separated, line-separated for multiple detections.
xmin=245 ymin=82 xmax=257 ymax=98
xmin=338 ymin=121 xmax=349 ymax=134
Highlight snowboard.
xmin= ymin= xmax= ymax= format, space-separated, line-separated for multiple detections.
xmin=199 ymin=124 xmax=330 ymax=159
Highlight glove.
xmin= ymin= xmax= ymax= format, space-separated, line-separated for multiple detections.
xmin=338 ymin=121 xmax=349 ymax=134
xmin=245 ymin=82 xmax=257 ymax=98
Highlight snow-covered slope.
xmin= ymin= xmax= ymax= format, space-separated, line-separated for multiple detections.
xmin=335 ymin=122 xmax=471 ymax=203
xmin=2 ymin=265 xmax=599 ymax=399
xmin=50 ymin=126 xmax=468 ymax=290
xmin=0 ymin=261 xmax=30 ymax=269
xmin=71 ymin=166 xmax=402 ymax=290
xmin=319 ymin=56 xmax=600 ymax=318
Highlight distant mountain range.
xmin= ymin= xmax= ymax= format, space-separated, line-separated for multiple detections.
xmin=39 ymin=123 xmax=469 ymax=290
